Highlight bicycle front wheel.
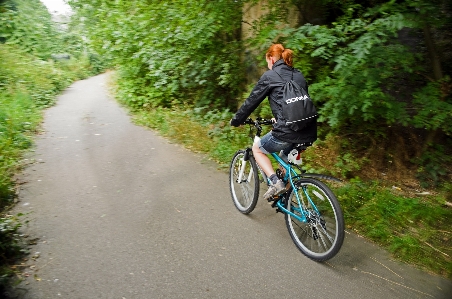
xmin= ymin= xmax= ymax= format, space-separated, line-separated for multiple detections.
xmin=229 ymin=150 xmax=259 ymax=214
xmin=285 ymin=178 xmax=344 ymax=261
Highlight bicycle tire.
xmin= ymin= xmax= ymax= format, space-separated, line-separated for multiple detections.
xmin=285 ymin=178 xmax=344 ymax=261
xmin=229 ymin=150 xmax=259 ymax=214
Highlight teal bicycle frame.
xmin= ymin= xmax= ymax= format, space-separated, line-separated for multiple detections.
xmin=266 ymin=152 xmax=312 ymax=223
xmin=253 ymin=126 xmax=338 ymax=224
xmin=231 ymin=118 xmax=345 ymax=261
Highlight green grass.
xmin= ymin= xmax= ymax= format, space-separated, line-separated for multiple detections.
xmin=0 ymin=93 xmax=41 ymax=207
xmin=0 ymin=92 xmax=40 ymax=293
xmin=336 ymin=179 xmax=451 ymax=278
xmin=124 ymin=102 xmax=452 ymax=279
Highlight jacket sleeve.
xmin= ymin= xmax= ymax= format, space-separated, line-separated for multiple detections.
xmin=231 ymin=74 xmax=271 ymax=126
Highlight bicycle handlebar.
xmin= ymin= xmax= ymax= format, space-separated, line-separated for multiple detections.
xmin=244 ymin=118 xmax=274 ymax=126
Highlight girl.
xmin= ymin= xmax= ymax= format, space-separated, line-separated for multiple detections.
xmin=230 ymin=44 xmax=317 ymax=201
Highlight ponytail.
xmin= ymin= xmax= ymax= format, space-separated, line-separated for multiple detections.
xmin=266 ymin=44 xmax=294 ymax=67
xmin=281 ymin=48 xmax=293 ymax=67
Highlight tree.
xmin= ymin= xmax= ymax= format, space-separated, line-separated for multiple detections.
xmin=246 ymin=0 xmax=451 ymax=184
xmin=0 ymin=0 xmax=64 ymax=59
xmin=69 ymin=0 xmax=245 ymax=110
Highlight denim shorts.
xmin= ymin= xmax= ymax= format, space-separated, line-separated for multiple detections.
xmin=256 ymin=132 xmax=293 ymax=154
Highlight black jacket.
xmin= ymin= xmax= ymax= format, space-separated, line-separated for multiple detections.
xmin=231 ymin=59 xmax=317 ymax=144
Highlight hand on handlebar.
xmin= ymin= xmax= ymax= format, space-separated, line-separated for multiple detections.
xmin=230 ymin=117 xmax=274 ymax=127
xmin=230 ymin=119 xmax=241 ymax=127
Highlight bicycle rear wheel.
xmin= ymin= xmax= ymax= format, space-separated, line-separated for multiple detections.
xmin=285 ymin=178 xmax=344 ymax=261
xmin=229 ymin=150 xmax=259 ymax=214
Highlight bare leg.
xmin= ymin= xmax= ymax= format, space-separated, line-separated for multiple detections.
xmin=252 ymin=143 xmax=275 ymax=177
xmin=253 ymin=142 xmax=285 ymax=201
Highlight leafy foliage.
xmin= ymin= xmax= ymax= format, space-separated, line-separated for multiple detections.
xmin=69 ymin=0 xmax=451 ymax=186
xmin=251 ymin=4 xmax=446 ymax=130
xmin=69 ymin=0 xmax=452 ymax=185
xmin=0 ymin=0 xmax=62 ymax=59
xmin=412 ymin=143 xmax=452 ymax=187
xmin=69 ymin=0 xmax=245 ymax=110
xmin=1 ymin=0 xmax=108 ymax=73
xmin=0 ymin=90 xmax=41 ymax=202
xmin=246 ymin=0 xmax=451 ymax=186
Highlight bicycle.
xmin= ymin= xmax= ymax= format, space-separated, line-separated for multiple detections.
xmin=229 ymin=118 xmax=345 ymax=261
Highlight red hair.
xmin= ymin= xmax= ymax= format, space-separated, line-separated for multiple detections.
xmin=266 ymin=44 xmax=293 ymax=67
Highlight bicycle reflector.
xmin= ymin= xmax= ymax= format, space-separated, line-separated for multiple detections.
xmin=288 ymin=149 xmax=303 ymax=165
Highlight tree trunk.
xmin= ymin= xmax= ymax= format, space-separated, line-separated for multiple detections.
xmin=423 ymin=24 xmax=443 ymax=81
xmin=422 ymin=25 xmax=443 ymax=151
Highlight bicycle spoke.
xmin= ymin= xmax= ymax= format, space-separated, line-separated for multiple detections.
xmin=229 ymin=150 xmax=259 ymax=214
xmin=239 ymin=181 xmax=252 ymax=205
xmin=285 ymin=178 xmax=344 ymax=261
xmin=229 ymin=119 xmax=344 ymax=261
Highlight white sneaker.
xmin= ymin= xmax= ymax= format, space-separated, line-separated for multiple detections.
xmin=263 ymin=180 xmax=286 ymax=202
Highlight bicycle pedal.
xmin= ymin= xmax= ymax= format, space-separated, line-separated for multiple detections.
xmin=267 ymin=198 xmax=276 ymax=205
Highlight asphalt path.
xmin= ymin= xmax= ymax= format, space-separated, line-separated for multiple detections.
xmin=9 ymin=73 xmax=452 ymax=299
